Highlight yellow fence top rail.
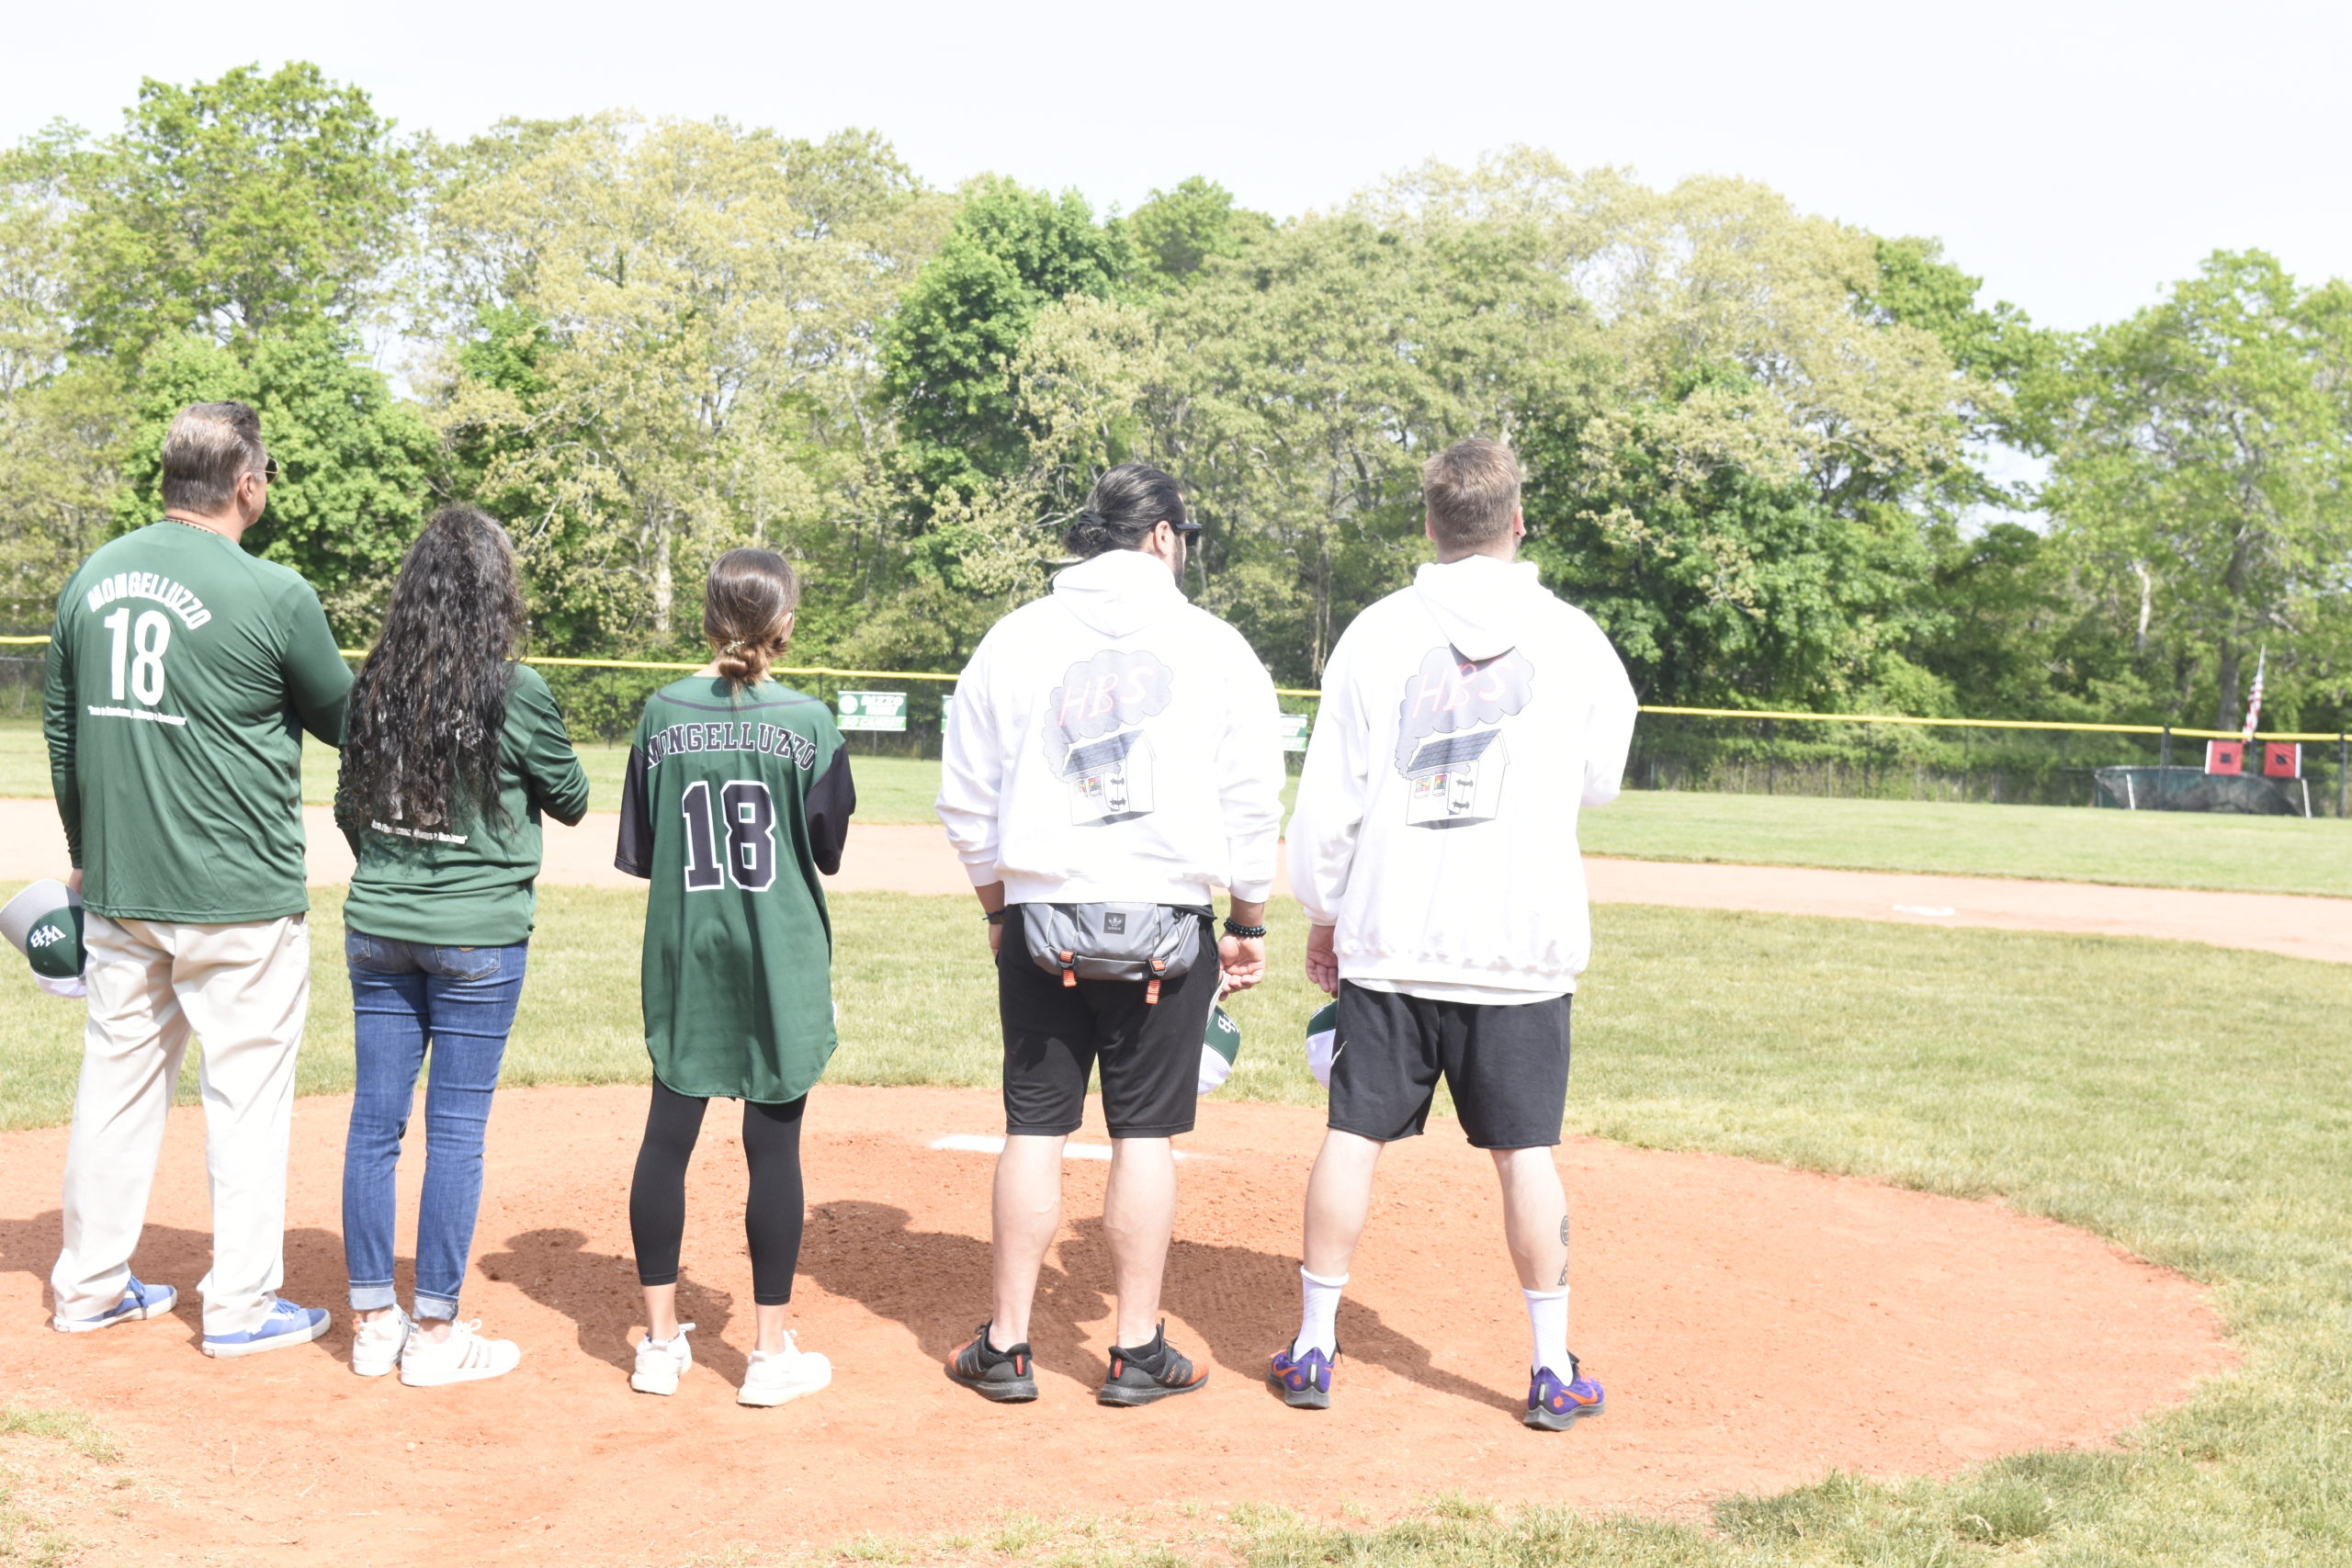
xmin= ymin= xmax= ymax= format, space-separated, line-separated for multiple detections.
xmin=0 ymin=635 xmax=2342 ymax=742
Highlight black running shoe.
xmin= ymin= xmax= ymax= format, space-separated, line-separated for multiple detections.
xmin=1097 ymin=1322 xmax=1209 ymax=1406
xmin=946 ymin=1321 xmax=1038 ymax=1403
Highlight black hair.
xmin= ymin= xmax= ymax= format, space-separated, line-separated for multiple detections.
xmin=1063 ymin=463 xmax=1188 ymax=558
xmin=341 ymin=506 xmax=526 ymax=834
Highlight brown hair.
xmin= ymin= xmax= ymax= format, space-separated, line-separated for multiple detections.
xmin=703 ymin=548 xmax=802 ymax=687
xmin=1422 ymin=437 xmax=1521 ymax=553
xmin=161 ymin=401 xmax=267 ymax=514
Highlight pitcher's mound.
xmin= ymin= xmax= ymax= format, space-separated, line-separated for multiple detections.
xmin=0 ymin=1086 xmax=2230 ymax=1566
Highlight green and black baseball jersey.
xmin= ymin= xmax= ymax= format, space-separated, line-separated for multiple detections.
xmin=338 ymin=664 xmax=593 ymax=948
xmin=43 ymin=520 xmax=353 ymax=923
xmin=616 ymin=676 xmax=855 ymax=1103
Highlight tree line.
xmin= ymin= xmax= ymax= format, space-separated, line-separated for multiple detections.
xmin=4 ymin=62 xmax=2347 ymax=735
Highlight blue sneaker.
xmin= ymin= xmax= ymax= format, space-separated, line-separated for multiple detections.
xmin=201 ymin=1297 xmax=331 ymax=1359
xmin=1523 ymin=1353 xmax=1605 ymax=1431
xmin=1270 ymin=1342 xmax=1337 ymax=1409
xmin=52 ymin=1274 xmax=176 ymax=1334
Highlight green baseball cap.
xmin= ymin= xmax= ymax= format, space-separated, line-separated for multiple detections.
xmin=1199 ymin=1003 xmax=1242 ymax=1094
xmin=2 ymin=880 xmax=85 ymax=981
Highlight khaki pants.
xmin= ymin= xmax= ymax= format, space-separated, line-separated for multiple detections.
xmin=51 ymin=912 xmax=311 ymax=1338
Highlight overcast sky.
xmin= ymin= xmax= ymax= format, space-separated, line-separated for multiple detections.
xmin=9 ymin=0 xmax=2348 ymax=333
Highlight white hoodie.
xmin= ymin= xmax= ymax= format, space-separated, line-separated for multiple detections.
xmin=1286 ymin=556 xmax=1639 ymax=998
xmin=936 ymin=548 xmax=1286 ymax=907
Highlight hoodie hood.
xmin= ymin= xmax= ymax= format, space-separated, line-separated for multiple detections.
xmin=1053 ymin=547 xmax=1186 ymax=638
xmin=1413 ymin=556 xmax=1547 ymax=662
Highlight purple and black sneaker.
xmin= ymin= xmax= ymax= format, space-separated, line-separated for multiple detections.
xmin=1270 ymin=1342 xmax=1337 ymax=1409
xmin=1523 ymin=1352 xmax=1604 ymax=1431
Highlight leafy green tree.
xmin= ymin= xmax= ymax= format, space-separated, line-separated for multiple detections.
xmin=68 ymin=62 xmax=414 ymax=360
xmin=0 ymin=133 xmax=119 ymax=625
xmin=2038 ymin=251 xmax=2352 ymax=731
xmin=881 ymin=178 xmax=1130 ymax=501
xmin=1152 ymin=213 xmax=1584 ymax=681
xmin=1521 ymin=365 xmax=1935 ymax=708
xmin=1128 ymin=177 xmax=1269 ymax=289
xmin=428 ymin=116 xmax=945 ymax=649
xmin=116 ymin=322 xmax=438 ymax=637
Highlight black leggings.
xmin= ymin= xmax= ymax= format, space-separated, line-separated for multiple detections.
xmin=628 ymin=1077 xmax=807 ymax=1306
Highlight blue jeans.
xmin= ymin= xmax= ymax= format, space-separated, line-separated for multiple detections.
xmin=341 ymin=931 xmax=528 ymax=1320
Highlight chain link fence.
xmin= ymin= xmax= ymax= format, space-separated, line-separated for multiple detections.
xmin=7 ymin=637 xmax=2345 ymax=817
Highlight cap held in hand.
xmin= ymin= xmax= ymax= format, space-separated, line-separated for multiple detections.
xmin=2 ymin=879 xmax=86 ymax=982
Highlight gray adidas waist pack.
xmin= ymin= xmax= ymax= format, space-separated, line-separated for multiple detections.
xmin=1019 ymin=902 xmax=1208 ymax=1005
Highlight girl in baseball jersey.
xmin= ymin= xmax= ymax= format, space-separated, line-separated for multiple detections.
xmin=615 ymin=549 xmax=855 ymax=1407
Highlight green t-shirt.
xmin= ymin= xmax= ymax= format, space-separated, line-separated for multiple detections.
xmin=337 ymin=664 xmax=592 ymax=948
xmin=44 ymin=521 xmax=354 ymax=923
xmin=616 ymin=676 xmax=856 ymax=1102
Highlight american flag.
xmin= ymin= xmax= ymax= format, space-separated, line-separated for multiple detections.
xmin=2241 ymin=649 xmax=2267 ymax=743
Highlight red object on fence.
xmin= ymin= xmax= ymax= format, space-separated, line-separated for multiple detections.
xmin=2264 ymin=742 xmax=2301 ymax=779
xmin=2206 ymin=740 xmax=2244 ymax=775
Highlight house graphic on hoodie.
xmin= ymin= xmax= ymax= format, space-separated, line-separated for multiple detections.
xmin=1042 ymin=647 xmax=1176 ymax=826
xmin=1395 ymin=643 xmax=1537 ymax=829
xmin=935 ymin=548 xmax=1285 ymax=913
xmin=1286 ymin=555 xmax=1639 ymax=1002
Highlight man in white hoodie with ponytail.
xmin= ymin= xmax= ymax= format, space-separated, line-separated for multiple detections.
xmin=936 ymin=462 xmax=1285 ymax=1407
xmin=1272 ymin=437 xmax=1638 ymax=1431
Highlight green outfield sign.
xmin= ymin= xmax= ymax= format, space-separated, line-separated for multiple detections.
xmin=837 ymin=690 xmax=908 ymax=732
xmin=1278 ymin=712 xmax=1310 ymax=752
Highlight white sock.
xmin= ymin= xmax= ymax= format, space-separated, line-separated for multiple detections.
xmin=1294 ymin=1267 xmax=1348 ymax=1358
xmin=1522 ymin=1287 xmax=1568 ymax=1375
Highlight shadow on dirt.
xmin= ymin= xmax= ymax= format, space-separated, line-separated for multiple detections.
xmin=797 ymin=1200 xmax=1509 ymax=1412
xmin=0 ymin=1210 xmax=350 ymax=1349
xmin=479 ymin=1226 xmax=752 ymax=1384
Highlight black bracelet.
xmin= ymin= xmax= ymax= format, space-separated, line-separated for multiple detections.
xmin=983 ymin=909 xmax=1006 ymax=924
xmin=1222 ymin=918 xmax=1268 ymax=939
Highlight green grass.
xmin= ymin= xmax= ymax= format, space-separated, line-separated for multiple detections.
xmin=0 ymin=1405 xmax=116 ymax=1568
xmin=17 ymin=719 xmax=2346 ymax=888
xmin=1581 ymin=788 xmax=2352 ymax=896
xmin=5 ymin=887 xmax=2352 ymax=1563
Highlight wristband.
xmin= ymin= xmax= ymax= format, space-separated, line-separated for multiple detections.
xmin=1222 ymin=918 xmax=1268 ymax=939
xmin=983 ymin=909 xmax=1006 ymax=924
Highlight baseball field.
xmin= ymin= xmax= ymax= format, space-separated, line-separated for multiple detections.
xmin=2 ymin=750 xmax=2349 ymax=1564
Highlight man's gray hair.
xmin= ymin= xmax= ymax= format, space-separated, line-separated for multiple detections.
xmin=1423 ymin=437 xmax=1521 ymax=552
xmin=161 ymin=402 xmax=267 ymax=515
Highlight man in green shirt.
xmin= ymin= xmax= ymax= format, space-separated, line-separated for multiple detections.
xmin=43 ymin=401 xmax=353 ymax=1358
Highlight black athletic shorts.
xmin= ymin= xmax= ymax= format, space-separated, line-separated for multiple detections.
xmin=997 ymin=904 xmax=1219 ymax=1139
xmin=1327 ymin=982 xmax=1572 ymax=1149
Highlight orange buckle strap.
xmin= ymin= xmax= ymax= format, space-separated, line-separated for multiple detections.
xmin=1145 ymin=959 xmax=1166 ymax=1006
xmin=1059 ymin=951 xmax=1078 ymax=987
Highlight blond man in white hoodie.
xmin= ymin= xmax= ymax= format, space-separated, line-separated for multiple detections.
xmin=936 ymin=463 xmax=1285 ymax=1406
xmin=1274 ymin=437 xmax=1639 ymax=1431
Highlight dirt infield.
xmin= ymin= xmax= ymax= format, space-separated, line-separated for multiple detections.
xmin=0 ymin=1084 xmax=2229 ymax=1565
xmin=4 ymin=802 xmax=2347 ymax=961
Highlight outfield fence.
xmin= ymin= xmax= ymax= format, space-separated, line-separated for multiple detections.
xmin=5 ymin=637 xmax=2346 ymax=816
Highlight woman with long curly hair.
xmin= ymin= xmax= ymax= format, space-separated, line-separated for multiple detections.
xmin=334 ymin=505 xmax=589 ymax=1386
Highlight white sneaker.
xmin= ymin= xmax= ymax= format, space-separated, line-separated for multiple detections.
xmin=630 ymin=1323 xmax=695 ymax=1395
xmin=398 ymin=1319 xmax=521 ymax=1387
xmin=351 ymin=1307 xmax=412 ymax=1378
xmin=737 ymin=1332 xmax=832 ymax=1408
